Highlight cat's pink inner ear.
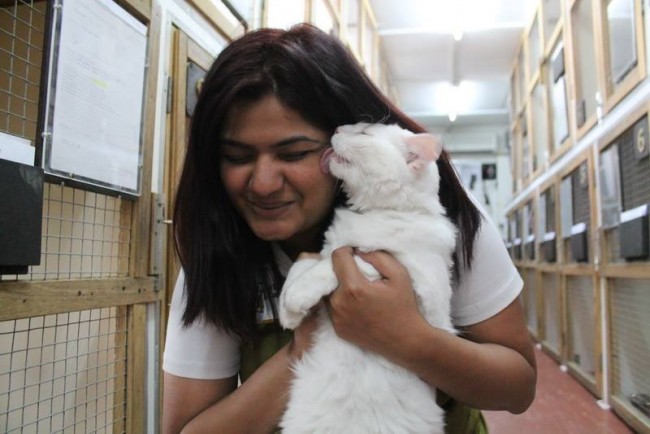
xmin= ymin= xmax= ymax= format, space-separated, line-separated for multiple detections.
xmin=404 ymin=134 xmax=443 ymax=162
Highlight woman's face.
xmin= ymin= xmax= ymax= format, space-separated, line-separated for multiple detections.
xmin=220 ymin=95 xmax=338 ymax=259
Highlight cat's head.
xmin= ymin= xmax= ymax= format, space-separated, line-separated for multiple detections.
xmin=322 ymin=123 xmax=443 ymax=211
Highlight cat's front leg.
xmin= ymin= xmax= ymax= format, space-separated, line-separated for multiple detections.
xmin=279 ymin=258 xmax=338 ymax=330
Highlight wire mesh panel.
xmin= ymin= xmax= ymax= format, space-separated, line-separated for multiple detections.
xmin=523 ymin=269 xmax=538 ymax=335
xmin=610 ymin=278 xmax=650 ymax=423
xmin=542 ymin=273 xmax=561 ymax=356
xmin=0 ymin=308 xmax=128 ymax=433
xmin=0 ymin=1 xmax=134 ymax=283
xmin=0 ymin=0 xmax=46 ymax=143
xmin=566 ymin=276 xmax=596 ymax=381
xmin=1 ymin=184 xmax=132 ymax=281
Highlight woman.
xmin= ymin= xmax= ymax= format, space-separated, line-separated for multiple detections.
xmin=162 ymin=24 xmax=536 ymax=434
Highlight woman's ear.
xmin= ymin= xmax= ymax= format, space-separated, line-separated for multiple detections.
xmin=404 ymin=134 xmax=443 ymax=172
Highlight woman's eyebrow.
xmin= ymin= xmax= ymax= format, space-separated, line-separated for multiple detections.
xmin=220 ymin=136 xmax=328 ymax=149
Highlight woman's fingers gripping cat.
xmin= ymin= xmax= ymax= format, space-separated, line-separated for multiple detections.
xmin=326 ymin=247 xmax=422 ymax=355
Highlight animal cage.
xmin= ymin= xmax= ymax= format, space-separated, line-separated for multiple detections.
xmin=541 ymin=186 xmax=557 ymax=263
xmin=27 ymin=184 xmax=132 ymax=282
xmin=609 ymin=278 xmax=650 ymax=428
xmin=0 ymin=308 xmax=128 ymax=433
xmin=565 ymin=275 xmax=597 ymax=392
xmin=0 ymin=0 xmax=133 ymax=284
xmin=0 ymin=0 xmax=47 ymax=276
xmin=603 ymin=115 xmax=650 ymax=263
xmin=564 ymin=162 xmax=591 ymax=263
xmin=522 ymin=268 xmax=539 ymax=338
xmin=541 ymin=272 xmax=561 ymax=358
xmin=0 ymin=0 xmax=45 ymax=144
xmin=1 ymin=1 xmax=154 ymax=433
xmin=599 ymin=113 xmax=650 ymax=431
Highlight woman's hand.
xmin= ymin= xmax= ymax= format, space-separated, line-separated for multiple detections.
xmin=325 ymin=246 xmax=428 ymax=355
xmin=324 ymin=246 xmax=536 ymax=413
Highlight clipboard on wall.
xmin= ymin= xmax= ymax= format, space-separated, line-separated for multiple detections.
xmin=37 ymin=0 xmax=148 ymax=198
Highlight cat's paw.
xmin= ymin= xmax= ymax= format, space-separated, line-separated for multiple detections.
xmin=279 ymin=281 xmax=319 ymax=330
xmin=279 ymin=258 xmax=338 ymax=329
xmin=284 ymin=257 xmax=320 ymax=285
xmin=278 ymin=258 xmax=321 ymax=329
xmin=278 ymin=300 xmax=305 ymax=330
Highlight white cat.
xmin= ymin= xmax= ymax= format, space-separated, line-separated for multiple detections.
xmin=278 ymin=123 xmax=457 ymax=434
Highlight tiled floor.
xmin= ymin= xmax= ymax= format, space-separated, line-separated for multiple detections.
xmin=483 ymin=346 xmax=634 ymax=434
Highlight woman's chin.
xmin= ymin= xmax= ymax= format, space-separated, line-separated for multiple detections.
xmin=249 ymin=223 xmax=293 ymax=242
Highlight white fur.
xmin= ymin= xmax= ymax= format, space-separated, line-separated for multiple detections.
xmin=279 ymin=123 xmax=457 ymax=434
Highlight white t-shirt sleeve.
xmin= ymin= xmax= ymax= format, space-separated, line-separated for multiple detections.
xmin=451 ymin=212 xmax=523 ymax=327
xmin=162 ymin=270 xmax=241 ymax=380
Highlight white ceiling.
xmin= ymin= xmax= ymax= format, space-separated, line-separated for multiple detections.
xmin=368 ymin=0 xmax=538 ymax=130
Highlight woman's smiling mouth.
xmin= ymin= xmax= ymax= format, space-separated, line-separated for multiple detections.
xmin=248 ymin=200 xmax=294 ymax=217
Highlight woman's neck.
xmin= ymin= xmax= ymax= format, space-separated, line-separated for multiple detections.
xmin=279 ymin=235 xmax=321 ymax=262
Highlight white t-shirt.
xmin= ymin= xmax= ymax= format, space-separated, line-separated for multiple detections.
xmin=162 ymin=213 xmax=522 ymax=380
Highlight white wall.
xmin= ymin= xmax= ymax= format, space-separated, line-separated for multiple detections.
xmin=440 ymin=125 xmax=514 ymax=238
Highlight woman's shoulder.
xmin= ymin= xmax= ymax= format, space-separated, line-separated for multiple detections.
xmin=451 ymin=204 xmax=522 ymax=327
xmin=163 ymin=270 xmax=242 ymax=380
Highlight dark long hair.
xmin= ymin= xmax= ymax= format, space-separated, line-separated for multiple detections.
xmin=174 ymin=24 xmax=481 ymax=339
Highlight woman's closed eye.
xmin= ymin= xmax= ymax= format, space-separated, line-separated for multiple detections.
xmin=221 ymin=150 xmax=317 ymax=164
xmin=278 ymin=150 xmax=314 ymax=162
xmin=221 ymin=153 xmax=254 ymax=164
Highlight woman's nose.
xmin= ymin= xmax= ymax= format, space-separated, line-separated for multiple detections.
xmin=248 ymin=158 xmax=283 ymax=196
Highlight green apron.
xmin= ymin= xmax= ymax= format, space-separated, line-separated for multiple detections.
xmin=239 ymin=322 xmax=488 ymax=434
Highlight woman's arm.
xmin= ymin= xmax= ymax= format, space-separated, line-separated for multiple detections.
xmin=166 ymin=345 xmax=293 ymax=434
xmin=162 ymin=374 xmax=237 ymax=434
xmin=162 ymin=313 xmax=318 ymax=434
xmin=326 ymin=247 xmax=536 ymax=414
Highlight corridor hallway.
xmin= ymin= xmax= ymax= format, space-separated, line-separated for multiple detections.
xmin=485 ymin=346 xmax=634 ymax=433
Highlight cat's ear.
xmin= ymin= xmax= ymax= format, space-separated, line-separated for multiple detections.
xmin=404 ymin=133 xmax=443 ymax=172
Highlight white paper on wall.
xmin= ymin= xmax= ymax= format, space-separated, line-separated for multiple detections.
xmin=45 ymin=0 xmax=147 ymax=194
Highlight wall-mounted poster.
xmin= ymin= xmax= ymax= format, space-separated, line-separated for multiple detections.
xmin=41 ymin=0 xmax=147 ymax=196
